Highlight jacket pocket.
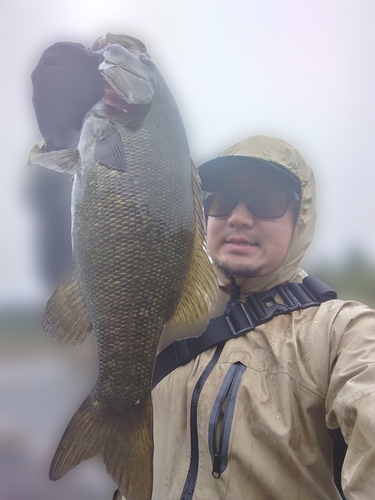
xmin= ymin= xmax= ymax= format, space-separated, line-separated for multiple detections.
xmin=208 ymin=362 xmax=246 ymax=478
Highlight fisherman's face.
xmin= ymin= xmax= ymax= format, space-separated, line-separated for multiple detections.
xmin=206 ymin=170 xmax=298 ymax=278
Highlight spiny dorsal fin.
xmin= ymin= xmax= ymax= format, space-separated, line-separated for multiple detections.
xmin=168 ymin=161 xmax=217 ymax=326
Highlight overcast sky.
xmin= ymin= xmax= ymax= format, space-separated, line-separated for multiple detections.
xmin=1 ymin=0 xmax=375 ymax=306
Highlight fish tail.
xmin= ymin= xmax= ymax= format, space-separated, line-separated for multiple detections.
xmin=50 ymin=394 xmax=153 ymax=500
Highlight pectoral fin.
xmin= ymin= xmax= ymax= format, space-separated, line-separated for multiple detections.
xmin=28 ymin=141 xmax=79 ymax=174
xmin=93 ymin=121 xmax=127 ymax=171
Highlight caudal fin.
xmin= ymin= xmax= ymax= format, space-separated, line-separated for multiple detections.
xmin=50 ymin=394 xmax=153 ymax=500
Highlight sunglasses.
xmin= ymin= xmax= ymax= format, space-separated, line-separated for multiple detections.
xmin=203 ymin=187 xmax=300 ymax=219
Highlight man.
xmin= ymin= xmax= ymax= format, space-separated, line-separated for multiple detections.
xmin=148 ymin=135 xmax=375 ymax=500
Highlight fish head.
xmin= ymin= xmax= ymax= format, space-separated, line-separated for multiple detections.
xmin=91 ymin=33 xmax=158 ymax=121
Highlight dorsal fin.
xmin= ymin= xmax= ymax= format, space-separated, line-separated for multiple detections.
xmin=167 ymin=161 xmax=217 ymax=325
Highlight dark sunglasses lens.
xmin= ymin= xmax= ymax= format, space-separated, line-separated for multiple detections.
xmin=247 ymin=188 xmax=289 ymax=218
xmin=204 ymin=188 xmax=294 ymax=218
xmin=204 ymin=192 xmax=237 ymax=216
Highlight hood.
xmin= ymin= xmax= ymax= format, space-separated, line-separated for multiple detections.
xmin=201 ymin=135 xmax=316 ymax=297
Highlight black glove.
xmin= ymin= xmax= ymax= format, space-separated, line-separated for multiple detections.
xmin=31 ymin=41 xmax=105 ymax=151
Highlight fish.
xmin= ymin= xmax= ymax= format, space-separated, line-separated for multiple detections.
xmin=28 ymin=33 xmax=217 ymax=500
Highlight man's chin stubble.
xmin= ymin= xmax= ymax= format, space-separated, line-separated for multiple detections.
xmin=215 ymin=259 xmax=264 ymax=278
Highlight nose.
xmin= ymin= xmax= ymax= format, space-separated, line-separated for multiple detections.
xmin=226 ymin=201 xmax=256 ymax=228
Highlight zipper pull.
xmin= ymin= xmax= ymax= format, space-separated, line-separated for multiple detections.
xmin=212 ymin=452 xmax=222 ymax=479
xmin=225 ymin=277 xmax=241 ymax=316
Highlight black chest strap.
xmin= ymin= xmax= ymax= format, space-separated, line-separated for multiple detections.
xmin=152 ymin=276 xmax=336 ymax=389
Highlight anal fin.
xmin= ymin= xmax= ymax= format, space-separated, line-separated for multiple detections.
xmin=43 ymin=274 xmax=92 ymax=345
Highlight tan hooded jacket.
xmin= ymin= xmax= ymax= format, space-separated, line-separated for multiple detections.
xmin=138 ymin=136 xmax=375 ymax=500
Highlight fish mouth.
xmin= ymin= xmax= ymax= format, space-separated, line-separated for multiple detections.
xmin=101 ymin=84 xmax=138 ymax=118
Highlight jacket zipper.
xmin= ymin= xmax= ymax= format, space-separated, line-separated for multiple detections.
xmin=209 ymin=362 xmax=246 ymax=478
xmin=180 ymin=344 xmax=225 ymax=500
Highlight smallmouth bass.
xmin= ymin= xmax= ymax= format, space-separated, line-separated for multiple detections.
xmin=29 ymin=33 xmax=217 ymax=500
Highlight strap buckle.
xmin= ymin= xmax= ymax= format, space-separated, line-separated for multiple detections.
xmin=246 ymin=286 xmax=296 ymax=322
xmin=225 ymin=284 xmax=303 ymax=337
xmin=225 ymin=301 xmax=255 ymax=337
